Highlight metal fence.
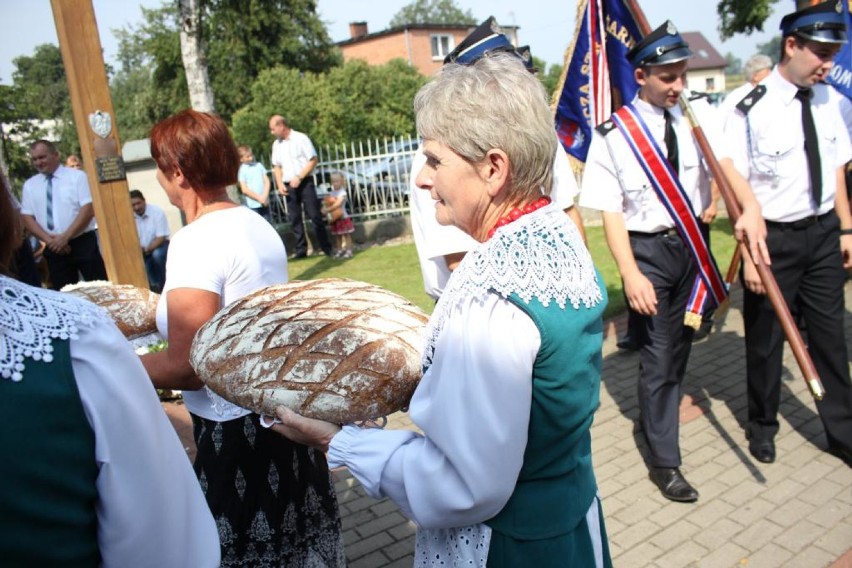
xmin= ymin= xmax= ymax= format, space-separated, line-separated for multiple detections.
xmin=265 ymin=135 xmax=420 ymax=225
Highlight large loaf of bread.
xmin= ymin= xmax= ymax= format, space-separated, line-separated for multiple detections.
xmin=62 ymin=281 xmax=159 ymax=339
xmin=190 ymin=279 xmax=429 ymax=423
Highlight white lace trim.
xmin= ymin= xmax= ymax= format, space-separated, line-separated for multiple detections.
xmin=0 ymin=276 xmax=107 ymax=381
xmin=415 ymin=524 xmax=491 ymax=567
xmin=423 ymin=205 xmax=602 ymax=367
xmin=207 ymin=388 xmax=252 ymax=420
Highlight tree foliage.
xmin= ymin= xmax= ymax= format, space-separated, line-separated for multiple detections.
xmin=1 ymin=44 xmax=78 ymax=188
xmin=716 ymin=0 xmax=777 ymax=40
xmin=724 ymin=52 xmax=742 ymax=74
xmin=111 ymin=0 xmax=341 ymax=139
xmin=757 ymin=35 xmax=782 ymax=65
xmin=389 ymin=0 xmax=476 ymax=27
xmin=231 ymin=59 xmax=426 ymax=162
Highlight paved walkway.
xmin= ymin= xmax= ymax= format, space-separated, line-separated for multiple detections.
xmin=165 ymin=282 xmax=852 ymax=567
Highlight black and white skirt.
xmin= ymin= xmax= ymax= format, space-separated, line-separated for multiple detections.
xmin=192 ymin=413 xmax=346 ymax=567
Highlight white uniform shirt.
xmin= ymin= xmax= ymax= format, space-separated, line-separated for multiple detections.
xmin=724 ymin=68 xmax=852 ymax=222
xmin=270 ymin=129 xmax=316 ymax=182
xmin=408 ymin=145 xmax=581 ymax=300
xmin=718 ymin=81 xmax=758 ymax=119
xmin=134 ymin=202 xmax=170 ymax=248
xmin=20 ymin=165 xmax=97 ymax=235
xmin=579 ymin=96 xmax=723 ymax=232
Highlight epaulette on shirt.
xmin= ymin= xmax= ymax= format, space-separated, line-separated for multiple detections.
xmin=735 ymin=85 xmax=766 ymax=115
xmin=688 ymin=92 xmax=709 ymax=102
xmin=596 ymin=119 xmax=617 ymax=136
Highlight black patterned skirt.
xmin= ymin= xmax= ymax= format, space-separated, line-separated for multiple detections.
xmin=191 ymin=413 xmax=346 ymax=567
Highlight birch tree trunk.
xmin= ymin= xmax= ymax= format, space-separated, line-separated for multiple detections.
xmin=178 ymin=0 xmax=215 ymax=112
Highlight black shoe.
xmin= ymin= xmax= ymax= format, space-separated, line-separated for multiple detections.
xmin=748 ymin=439 xmax=775 ymax=463
xmin=692 ymin=319 xmax=713 ymax=342
xmin=649 ymin=467 xmax=699 ymax=502
xmin=291 ymin=252 xmax=308 ymax=259
xmin=617 ymin=335 xmax=639 ymax=351
xmin=827 ymin=445 xmax=852 ymax=468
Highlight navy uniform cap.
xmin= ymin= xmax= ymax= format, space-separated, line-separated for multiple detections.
xmin=626 ymin=20 xmax=692 ymax=68
xmin=444 ymin=16 xmax=525 ymax=66
xmin=780 ymin=0 xmax=847 ymax=44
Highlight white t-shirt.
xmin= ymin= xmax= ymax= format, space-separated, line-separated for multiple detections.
xmin=134 ymin=202 xmax=170 ymax=248
xmin=270 ymin=129 xmax=316 ymax=182
xmin=408 ymin=145 xmax=581 ymax=300
xmin=156 ymin=206 xmax=288 ymax=421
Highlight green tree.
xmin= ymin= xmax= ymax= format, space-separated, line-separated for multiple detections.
xmin=111 ymin=0 xmax=342 ymax=139
xmin=724 ymin=52 xmax=742 ymax=74
xmin=716 ymin=0 xmax=777 ymax=40
xmin=231 ymin=59 xmax=426 ymax=161
xmin=389 ymin=0 xmax=476 ymax=26
xmin=757 ymin=35 xmax=782 ymax=65
xmin=531 ymin=56 xmax=563 ymax=100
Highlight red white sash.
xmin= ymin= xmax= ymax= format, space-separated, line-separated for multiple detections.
xmin=611 ymin=104 xmax=727 ymax=327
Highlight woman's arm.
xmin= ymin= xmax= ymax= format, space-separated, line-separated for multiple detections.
xmin=141 ymin=288 xmax=220 ymax=390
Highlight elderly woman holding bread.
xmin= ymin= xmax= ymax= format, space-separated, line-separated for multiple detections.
xmin=272 ymin=52 xmax=612 ymax=567
xmin=140 ymin=109 xmax=345 ymax=567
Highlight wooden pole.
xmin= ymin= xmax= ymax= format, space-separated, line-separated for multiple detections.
xmin=623 ymin=0 xmax=826 ymax=401
xmin=50 ymin=0 xmax=147 ymax=288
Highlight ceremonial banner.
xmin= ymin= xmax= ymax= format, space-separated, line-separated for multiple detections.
xmin=554 ymin=0 xmax=642 ymax=162
xmin=827 ymin=0 xmax=852 ymax=99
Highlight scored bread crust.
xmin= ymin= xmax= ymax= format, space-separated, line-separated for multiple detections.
xmin=62 ymin=281 xmax=159 ymax=339
xmin=190 ymin=278 xmax=428 ymax=423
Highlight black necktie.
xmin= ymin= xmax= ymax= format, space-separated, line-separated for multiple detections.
xmin=664 ymin=110 xmax=679 ymax=174
xmin=796 ymin=88 xmax=822 ymax=206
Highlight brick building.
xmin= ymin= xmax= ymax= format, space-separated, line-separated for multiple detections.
xmin=337 ymin=21 xmax=520 ymax=77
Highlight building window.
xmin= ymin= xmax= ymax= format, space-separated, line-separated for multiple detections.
xmin=705 ymin=77 xmax=715 ymax=91
xmin=431 ymin=34 xmax=453 ymax=59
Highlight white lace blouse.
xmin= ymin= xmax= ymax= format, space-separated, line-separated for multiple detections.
xmin=0 ymin=276 xmax=220 ymax=566
xmin=327 ymin=205 xmax=602 ymax=565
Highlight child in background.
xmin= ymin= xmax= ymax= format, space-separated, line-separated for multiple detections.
xmin=323 ymin=172 xmax=354 ymax=258
xmin=237 ymin=145 xmax=271 ymax=221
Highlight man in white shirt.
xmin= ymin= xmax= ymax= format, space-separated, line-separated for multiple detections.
xmin=718 ymin=54 xmax=773 ymax=118
xmin=722 ymin=0 xmax=852 ymax=467
xmin=130 ymin=189 xmax=170 ymax=293
xmin=580 ymin=21 xmax=766 ymax=501
xmin=268 ymin=115 xmax=332 ymax=258
xmin=20 ymin=140 xmax=106 ymax=290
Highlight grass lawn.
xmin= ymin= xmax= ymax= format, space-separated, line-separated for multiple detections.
xmin=288 ymin=217 xmax=739 ymax=320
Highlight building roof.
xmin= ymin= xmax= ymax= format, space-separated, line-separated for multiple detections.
xmin=336 ymin=22 xmax=518 ymax=47
xmin=682 ymin=32 xmax=727 ymax=70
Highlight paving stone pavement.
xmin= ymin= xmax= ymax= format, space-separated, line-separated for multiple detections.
xmin=164 ymin=282 xmax=852 ymax=567
xmin=331 ymin=282 xmax=852 ymax=567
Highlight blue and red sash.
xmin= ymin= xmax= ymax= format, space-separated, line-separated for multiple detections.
xmin=611 ymin=104 xmax=728 ymax=327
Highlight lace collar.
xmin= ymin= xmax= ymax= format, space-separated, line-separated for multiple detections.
xmin=423 ymin=205 xmax=603 ymax=366
xmin=0 ymin=276 xmax=107 ymax=381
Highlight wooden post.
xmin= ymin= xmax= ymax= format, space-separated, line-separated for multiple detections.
xmin=50 ymin=0 xmax=147 ymax=288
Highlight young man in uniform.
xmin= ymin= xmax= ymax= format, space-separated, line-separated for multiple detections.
xmin=723 ymin=1 xmax=852 ymax=467
xmin=580 ymin=22 xmax=766 ymax=501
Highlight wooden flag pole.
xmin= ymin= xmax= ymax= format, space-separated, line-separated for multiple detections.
xmin=50 ymin=0 xmax=147 ymax=288
xmin=623 ymin=0 xmax=825 ymax=401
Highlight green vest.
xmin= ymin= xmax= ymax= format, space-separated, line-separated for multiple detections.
xmin=0 ymin=338 xmax=100 ymax=566
xmin=486 ymin=281 xmax=607 ymax=541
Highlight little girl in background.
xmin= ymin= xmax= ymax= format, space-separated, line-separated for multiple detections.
xmin=323 ymin=172 xmax=354 ymax=258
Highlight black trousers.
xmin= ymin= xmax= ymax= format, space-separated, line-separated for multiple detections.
xmin=285 ymin=177 xmax=332 ymax=256
xmin=743 ymin=210 xmax=852 ymax=452
xmin=43 ymin=230 xmax=107 ymax=291
xmin=630 ymin=232 xmax=697 ymax=468
xmin=11 ymin=239 xmax=41 ymax=287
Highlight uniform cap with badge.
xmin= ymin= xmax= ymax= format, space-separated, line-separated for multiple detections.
xmin=625 ymin=20 xmax=693 ymax=68
xmin=780 ymin=0 xmax=848 ymax=44
xmin=443 ymin=16 xmax=534 ymax=71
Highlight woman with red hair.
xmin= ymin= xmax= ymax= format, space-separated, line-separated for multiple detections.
xmin=141 ymin=109 xmax=345 ymax=567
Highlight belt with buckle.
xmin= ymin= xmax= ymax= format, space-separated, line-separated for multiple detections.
xmin=628 ymin=228 xmax=679 ymax=238
xmin=765 ymin=211 xmax=830 ymax=230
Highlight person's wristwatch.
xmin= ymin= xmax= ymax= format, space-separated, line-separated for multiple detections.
xmin=840 ymin=228 xmax=852 ymax=236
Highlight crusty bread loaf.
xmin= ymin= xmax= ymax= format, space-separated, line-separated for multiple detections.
xmin=190 ymin=278 xmax=428 ymax=423
xmin=62 ymin=281 xmax=159 ymax=339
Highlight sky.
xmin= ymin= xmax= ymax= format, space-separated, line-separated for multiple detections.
xmin=0 ymin=0 xmax=787 ymax=86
